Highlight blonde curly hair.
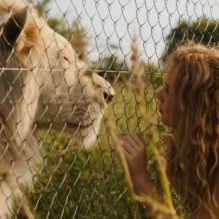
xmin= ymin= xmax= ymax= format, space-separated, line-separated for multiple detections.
xmin=167 ymin=43 xmax=219 ymax=212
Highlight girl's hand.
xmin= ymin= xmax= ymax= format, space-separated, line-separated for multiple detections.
xmin=119 ymin=133 xmax=166 ymax=208
xmin=119 ymin=133 xmax=150 ymax=193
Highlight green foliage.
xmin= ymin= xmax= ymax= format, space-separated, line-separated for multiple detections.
xmin=28 ymin=136 xmax=134 ymax=219
xmin=151 ymin=73 xmax=163 ymax=89
xmin=164 ymin=18 xmax=219 ymax=60
xmin=96 ymin=55 xmax=130 ymax=83
xmin=96 ymin=55 xmax=159 ymax=88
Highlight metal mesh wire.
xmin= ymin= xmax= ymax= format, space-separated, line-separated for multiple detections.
xmin=0 ymin=0 xmax=218 ymax=218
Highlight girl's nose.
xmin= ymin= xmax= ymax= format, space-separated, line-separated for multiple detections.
xmin=156 ymin=89 xmax=162 ymax=101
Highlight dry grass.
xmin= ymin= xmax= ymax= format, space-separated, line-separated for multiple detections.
xmin=109 ymin=38 xmax=181 ymax=219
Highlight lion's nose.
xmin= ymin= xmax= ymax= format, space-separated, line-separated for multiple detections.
xmin=103 ymin=84 xmax=115 ymax=104
xmin=103 ymin=91 xmax=114 ymax=104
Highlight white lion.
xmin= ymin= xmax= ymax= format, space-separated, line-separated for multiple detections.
xmin=0 ymin=1 xmax=114 ymax=218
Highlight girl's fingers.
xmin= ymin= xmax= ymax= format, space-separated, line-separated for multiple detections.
xmin=119 ymin=133 xmax=146 ymax=162
xmin=121 ymin=133 xmax=145 ymax=149
xmin=121 ymin=139 xmax=135 ymax=156
xmin=118 ymin=146 xmax=130 ymax=159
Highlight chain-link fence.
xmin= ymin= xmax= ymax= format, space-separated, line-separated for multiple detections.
xmin=0 ymin=0 xmax=219 ymax=218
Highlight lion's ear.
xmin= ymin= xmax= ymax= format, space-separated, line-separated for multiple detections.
xmin=0 ymin=7 xmax=28 ymax=51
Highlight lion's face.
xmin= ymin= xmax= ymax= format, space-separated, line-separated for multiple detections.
xmin=0 ymin=3 xmax=114 ymax=148
xmin=35 ymin=32 xmax=114 ymax=146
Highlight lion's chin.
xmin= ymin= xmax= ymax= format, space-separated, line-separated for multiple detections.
xmin=65 ymin=121 xmax=101 ymax=149
xmin=37 ymin=118 xmax=101 ymax=149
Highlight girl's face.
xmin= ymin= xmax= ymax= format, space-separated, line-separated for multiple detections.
xmin=156 ymin=67 xmax=175 ymax=127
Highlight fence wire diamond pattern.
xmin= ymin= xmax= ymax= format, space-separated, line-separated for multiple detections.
xmin=0 ymin=0 xmax=218 ymax=218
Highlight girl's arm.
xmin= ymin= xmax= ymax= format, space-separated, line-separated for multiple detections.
xmin=119 ymin=133 xmax=172 ymax=218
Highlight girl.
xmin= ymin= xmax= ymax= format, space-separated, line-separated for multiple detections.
xmin=119 ymin=43 xmax=219 ymax=219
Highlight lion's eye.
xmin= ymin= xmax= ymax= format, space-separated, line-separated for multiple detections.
xmin=61 ymin=56 xmax=71 ymax=68
xmin=63 ymin=56 xmax=70 ymax=63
